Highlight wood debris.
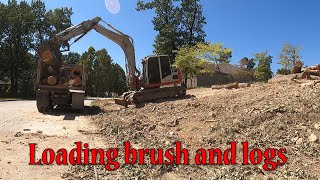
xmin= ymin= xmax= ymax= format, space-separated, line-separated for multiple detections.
xmin=211 ymin=82 xmax=251 ymax=90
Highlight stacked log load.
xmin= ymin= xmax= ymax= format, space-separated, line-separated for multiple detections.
xmin=40 ymin=63 xmax=83 ymax=87
xmin=38 ymin=43 xmax=83 ymax=87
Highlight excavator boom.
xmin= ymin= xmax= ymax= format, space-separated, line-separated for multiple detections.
xmin=38 ymin=17 xmax=140 ymax=90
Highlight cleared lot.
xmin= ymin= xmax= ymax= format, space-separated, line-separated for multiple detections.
xmin=0 ymin=100 xmax=105 ymax=179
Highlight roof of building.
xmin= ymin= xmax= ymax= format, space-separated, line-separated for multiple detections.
xmin=213 ymin=62 xmax=243 ymax=74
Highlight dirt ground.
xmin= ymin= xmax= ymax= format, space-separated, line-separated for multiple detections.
xmin=0 ymin=100 xmax=106 ymax=180
xmin=65 ymin=82 xmax=320 ymax=179
xmin=1 ymin=81 xmax=319 ymax=179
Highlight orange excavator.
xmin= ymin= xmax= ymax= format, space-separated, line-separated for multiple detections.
xmin=36 ymin=17 xmax=185 ymax=110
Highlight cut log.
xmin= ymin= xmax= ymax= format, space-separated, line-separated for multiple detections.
xmin=300 ymin=71 xmax=311 ymax=79
xmin=238 ymin=83 xmax=251 ymax=88
xmin=291 ymin=60 xmax=303 ymax=74
xmin=68 ymin=77 xmax=82 ymax=87
xmin=299 ymin=80 xmax=320 ymax=88
xmin=308 ymin=64 xmax=320 ymax=71
xmin=310 ymin=75 xmax=320 ymax=80
xmin=41 ymin=50 xmax=54 ymax=64
xmin=306 ymin=69 xmax=320 ymax=76
xmin=71 ymin=66 xmax=83 ymax=78
xmin=73 ymin=77 xmax=82 ymax=87
xmin=212 ymin=82 xmax=239 ymax=89
xmin=47 ymin=76 xmax=57 ymax=86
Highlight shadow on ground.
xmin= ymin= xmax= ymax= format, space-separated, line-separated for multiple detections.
xmin=43 ymin=105 xmax=102 ymax=120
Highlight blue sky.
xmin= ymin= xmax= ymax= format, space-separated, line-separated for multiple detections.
xmin=2 ymin=0 xmax=320 ymax=73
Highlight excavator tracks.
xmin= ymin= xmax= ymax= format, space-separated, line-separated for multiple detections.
xmin=114 ymin=86 xmax=186 ymax=107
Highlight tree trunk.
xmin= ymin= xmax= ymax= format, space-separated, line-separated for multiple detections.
xmin=183 ymin=77 xmax=188 ymax=88
xmin=9 ymin=45 xmax=15 ymax=97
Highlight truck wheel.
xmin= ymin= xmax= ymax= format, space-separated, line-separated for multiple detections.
xmin=37 ymin=105 xmax=44 ymax=113
xmin=36 ymin=90 xmax=51 ymax=113
xmin=177 ymin=88 xmax=186 ymax=97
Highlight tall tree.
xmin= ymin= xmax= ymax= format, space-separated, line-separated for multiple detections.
xmin=111 ymin=63 xmax=127 ymax=95
xmin=137 ymin=0 xmax=181 ymax=60
xmin=180 ymin=0 xmax=206 ymax=46
xmin=62 ymin=52 xmax=81 ymax=65
xmin=45 ymin=7 xmax=73 ymax=39
xmin=31 ymin=1 xmax=72 ymax=49
xmin=174 ymin=42 xmax=233 ymax=86
xmin=31 ymin=0 xmax=48 ymax=47
xmin=0 ymin=0 xmax=35 ymax=96
xmin=0 ymin=2 xmax=7 ymax=81
xmin=92 ymin=48 xmax=113 ymax=96
xmin=239 ymin=57 xmax=256 ymax=70
xmin=136 ymin=0 xmax=206 ymax=61
xmin=80 ymin=47 xmax=127 ymax=97
xmin=0 ymin=0 xmax=72 ymax=97
xmin=80 ymin=46 xmax=96 ymax=96
xmin=253 ymin=51 xmax=273 ymax=82
xmin=247 ymin=58 xmax=256 ymax=70
xmin=278 ymin=42 xmax=302 ymax=70
xmin=174 ymin=46 xmax=200 ymax=81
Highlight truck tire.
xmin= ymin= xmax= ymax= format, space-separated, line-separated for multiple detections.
xmin=177 ymin=87 xmax=186 ymax=97
xmin=36 ymin=90 xmax=51 ymax=113
xmin=71 ymin=91 xmax=85 ymax=112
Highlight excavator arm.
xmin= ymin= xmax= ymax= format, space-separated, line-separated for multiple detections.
xmin=38 ymin=17 xmax=140 ymax=90
xmin=93 ymin=24 xmax=139 ymax=90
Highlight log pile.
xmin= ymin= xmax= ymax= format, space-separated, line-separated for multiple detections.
xmin=211 ymin=82 xmax=251 ymax=90
xmin=292 ymin=60 xmax=320 ymax=79
xmin=38 ymin=47 xmax=83 ymax=87
xmin=40 ymin=64 xmax=83 ymax=87
xmin=268 ymin=60 xmax=320 ymax=84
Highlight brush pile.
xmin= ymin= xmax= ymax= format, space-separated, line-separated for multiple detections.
xmin=269 ymin=60 xmax=320 ymax=84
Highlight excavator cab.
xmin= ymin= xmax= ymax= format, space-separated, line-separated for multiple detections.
xmin=141 ymin=55 xmax=182 ymax=88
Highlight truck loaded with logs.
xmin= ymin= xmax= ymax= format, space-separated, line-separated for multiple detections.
xmin=36 ymin=41 xmax=87 ymax=112
xmin=35 ymin=17 xmax=186 ymax=112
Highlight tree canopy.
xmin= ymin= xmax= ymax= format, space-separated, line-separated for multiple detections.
xmin=0 ymin=0 xmax=72 ymax=96
xmin=195 ymin=42 xmax=232 ymax=72
xmin=174 ymin=42 xmax=232 ymax=80
xmin=0 ymin=0 xmax=127 ymax=98
xmin=278 ymin=42 xmax=302 ymax=70
xmin=80 ymin=47 xmax=127 ymax=97
xmin=239 ymin=57 xmax=256 ymax=70
xmin=136 ymin=0 xmax=206 ymax=60
xmin=253 ymin=51 xmax=273 ymax=82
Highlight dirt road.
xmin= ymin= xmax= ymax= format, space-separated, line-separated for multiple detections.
xmin=0 ymin=100 xmax=105 ymax=180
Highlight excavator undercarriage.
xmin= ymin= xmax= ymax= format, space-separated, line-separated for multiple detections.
xmin=115 ymin=86 xmax=186 ymax=107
